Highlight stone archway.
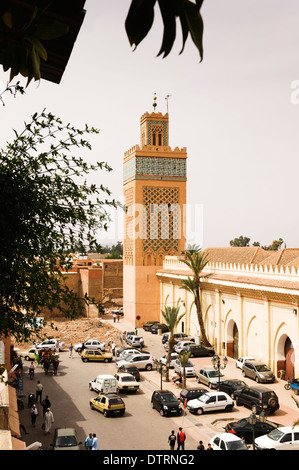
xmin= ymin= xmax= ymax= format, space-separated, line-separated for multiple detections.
xmin=277 ymin=334 xmax=294 ymax=380
xmin=226 ymin=318 xmax=239 ymax=359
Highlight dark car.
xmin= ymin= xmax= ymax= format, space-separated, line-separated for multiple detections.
xmin=143 ymin=321 xmax=160 ymax=331
xmin=150 ymin=323 xmax=169 ymax=334
xmin=184 ymin=344 xmax=215 ymax=358
xmin=225 ymin=417 xmax=279 ymax=444
xmin=151 ymin=390 xmax=183 ymax=416
xmin=217 ymin=379 xmax=247 ymax=398
xmin=117 ymin=364 xmax=141 ymax=381
xmin=179 ymin=388 xmax=206 ymax=404
xmin=234 ymin=385 xmax=280 ymax=414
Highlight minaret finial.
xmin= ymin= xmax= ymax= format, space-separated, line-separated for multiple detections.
xmin=153 ymin=93 xmax=157 ymax=111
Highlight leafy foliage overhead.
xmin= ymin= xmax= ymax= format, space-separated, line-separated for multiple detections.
xmin=126 ymin=0 xmax=204 ymax=60
xmin=0 ymin=110 xmax=117 ymax=342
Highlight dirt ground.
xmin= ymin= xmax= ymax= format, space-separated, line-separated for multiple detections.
xmin=15 ymin=309 xmax=124 ymax=351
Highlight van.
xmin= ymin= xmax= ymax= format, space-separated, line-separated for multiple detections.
xmin=162 ymin=332 xmax=191 ymax=344
xmin=89 ymin=374 xmax=118 ymax=394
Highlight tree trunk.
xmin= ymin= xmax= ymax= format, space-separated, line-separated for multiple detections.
xmin=195 ymin=287 xmax=212 ymax=348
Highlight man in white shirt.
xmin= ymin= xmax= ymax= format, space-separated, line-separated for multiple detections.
xmin=92 ymin=433 xmax=99 ymax=450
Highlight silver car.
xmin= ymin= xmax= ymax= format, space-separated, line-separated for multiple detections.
xmin=242 ymin=361 xmax=275 ymax=383
xmin=116 ymin=354 xmax=155 ymax=371
xmin=173 ymin=359 xmax=196 ymax=377
xmin=196 ymin=367 xmax=226 ymax=389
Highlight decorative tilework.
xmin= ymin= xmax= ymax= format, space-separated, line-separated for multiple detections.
xmin=147 ymin=120 xmax=168 ymax=145
xmin=124 ymin=157 xmax=186 ymax=181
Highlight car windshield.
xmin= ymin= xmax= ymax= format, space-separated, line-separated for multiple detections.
xmin=207 ymin=370 xmax=222 ymax=378
xmin=55 ymin=435 xmax=78 ymax=448
xmin=227 ymin=440 xmax=248 ymax=450
xmin=185 ymin=361 xmax=194 ymax=367
xmin=266 ymin=429 xmax=284 ymax=441
xmin=160 ymin=393 xmax=177 ymax=403
xmin=255 ymin=364 xmax=271 ymax=372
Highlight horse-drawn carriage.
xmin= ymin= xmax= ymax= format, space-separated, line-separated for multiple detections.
xmin=38 ymin=349 xmax=59 ymax=375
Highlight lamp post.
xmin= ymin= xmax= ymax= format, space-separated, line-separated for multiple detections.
xmin=154 ymin=359 xmax=170 ymax=390
xmin=211 ymin=355 xmax=228 ymax=389
xmin=249 ymin=408 xmax=266 ymax=450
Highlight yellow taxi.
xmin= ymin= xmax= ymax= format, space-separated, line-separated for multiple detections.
xmin=89 ymin=393 xmax=125 ymax=417
xmin=81 ymin=349 xmax=112 ymax=363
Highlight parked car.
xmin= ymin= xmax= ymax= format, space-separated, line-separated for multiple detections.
xmin=236 ymin=356 xmax=255 ymax=369
xmin=114 ymin=372 xmax=139 ymax=393
xmin=89 ymin=375 xmax=118 ymax=393
xmin=116 ymin=353 xmax=155 ymax=371
xmin=122 ymin=330 xmax=136 ymax=341
xmin=143 ymin=321 xmax=160 ymax=331
xmin=184 ymin=344 xmax=215 ymax=358
xmin=117 ymin=348 xmax=146 ymax=360
xmin=255 ymin=426 xmax=299 ymax=450
xmin=126 ymin=335 xmax=144 ymax=348
xmin=20 ymin=347 xmax=39 ymax=361
xmin=217 ymin=379 xmax=247 ymax=398
xmin=174 ymin=340 xmax=195 ymax=353
xmin=117 ymin=364 xmax=140 ymax=381
xmin=51 ymin=427 xmax=82 ymax=450
xmin=162 ymin=332 xmax=191 ymax=344
xmin=35 ymin=338 xmax=65 ymax=351
xmin=225 ymin=416 xmax=279 ymax=444
xmin=89 ymin=393 xmax=125 ymax=417
xmin=81 ymin=349 xmax=113 ymax=363
xmin=150 ymin=323 xmax=169 ymax=334
xmin=112 ymin=307 xmax=124 ymax=316
xmin=187 ymin=391 xmax=234 ymax=415
xmin=74 ymin=339 xmax=105 ymax=353
xmin=210 ymin=433 xmax=248 ymax=451
xmin=242 ymin=361 xmax=275 ymax=383
xmin=196 ymin=367 xmax=226 ymax=389
xmin=179 ymin=387 xmax=206 ymax=404
xmin=234 ymin=385 xmax=280 ymax=414
xmin=160 ymin=353 xmax=179 ymax=368
xmin=151 ymin=390 xmax=183 ymax=417
xmin=173 ymin=358 xmax=196 ymax=377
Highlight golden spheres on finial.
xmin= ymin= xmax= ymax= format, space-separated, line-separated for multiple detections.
xmin=153 ymin=93 xmax=157 ymax=110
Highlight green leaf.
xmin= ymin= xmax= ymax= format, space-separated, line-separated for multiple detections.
xmin=125 ymin=0 xmax=157 ymax=48
xmin=157 ymin=0 xmax=176 ymax=58
xmin=183 ymin=0 xmax=204 ymax=61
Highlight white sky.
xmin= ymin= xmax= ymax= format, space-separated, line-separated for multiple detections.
xmin=1 ymin=0 xmax=299 ymax=249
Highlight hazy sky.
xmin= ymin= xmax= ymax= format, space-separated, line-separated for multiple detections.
xmin=1 ymin=0 xmax=299 ymax=249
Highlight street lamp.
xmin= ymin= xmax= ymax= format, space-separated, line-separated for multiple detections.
xmin=249 ymin=407 xmax=266 ymax=450
xmin=211 ymin=355 xmax=228 ymax=389
xmin=154 ymin=359 xmax=170 ymax=390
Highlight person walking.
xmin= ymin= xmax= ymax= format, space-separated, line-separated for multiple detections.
xmin=30 ymin=404 xmax=38 ymax=427
xmin=85 ymin=433 xmax=93 ymax=450
xmin=69 ymin=343 xmax=73 ymax=358
xmin=92 ymin=433 xmax=99 ymax=450
xmin=168 ymin=430 xmax=176 ymax=450
xmin=42 ymin=408 xmax=54 ymax=434
xmin=112 ymin=342 xmax=116 ymax=357
xmin=177 ymin=427 xmax=186 ymax=450
xmin=41 ymin=396 xmax=51 ymax=415
xmin=35 ymin=380 xmax=43 ymax=404
xmin=197 ymin=440 xmax=205 ymax=450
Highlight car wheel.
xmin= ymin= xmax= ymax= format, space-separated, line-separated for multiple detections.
xmin=236 ymin=397 xmax=242 ymax=406
xmin=242 ymin=371 xmax=246 ymax=377
xmin=104 ymin=358 xmax=109 ymax=363
xmin=90 ymin=403 xmax=94 ymax=410
xmin=268 ymin=398 xmax=278 ymax=407
xmin=119 ymin=410 xmax=125 ymax=416
xmin=145 ymin=364 xmax=152 ymax=371
xmin=25 ymin=356 xmax=30 ymax=361
xmin=225 ymin=405 xmax=233 ymax=412
xmin=160 ymin=409 xmax=165 ymax=417
xmin=103 ymin=410 xmax=109 ymax=417
xmin=255 ymin=376 xmax=260 ymax=383
xmin=196 ymin=408 xmax=204 ymax=415
xmin=83 ymin=358 xmax=88 ymax=363
xmin=89 ymin=384 xmax=93 ymax=391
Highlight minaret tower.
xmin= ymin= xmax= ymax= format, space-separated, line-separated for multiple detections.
xmin=123 ymin=95 xmax=187 ymax=327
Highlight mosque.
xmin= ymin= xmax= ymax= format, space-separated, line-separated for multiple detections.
xmin=123 ymin=96 xmax=299 ymax=380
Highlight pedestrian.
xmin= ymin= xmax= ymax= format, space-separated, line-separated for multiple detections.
xmin=35 ymin=380 xmax=43 ymax=404
xmin=113 ymin=312 xmax=116 ymax=323
xmin=117 ymin=314 xmax=120 ymax=322
xmin=206 ymin=443 xmax=213 ymax=450
xmin=85 ymin=433 xmax=93 ymax=450
xmin=41 ymin=395 xmax=51 ymax=415
xmin=197 ymin=440 xmax=205 ymax=450
xmin=55 ymin=340 xmax=60 ymax=353
xmin=112 ymin=342 xmax=116 ymax=357
xmin=69 ymin=343 xmax=73 ymax=358
xmin=92 ymin=433 xmax=99 ymax=450
xmin=172 ymin=372 xmax=182 ymax=388
xmin=29 ymin=361 xmax=35 ymax=378
xmin=168 ymin=430 xmax=176 ymax=450
xmin=42 ymin=408 xmax=54 ymax=434
xmin=30 ymin=404 xmax=38 ymax=427
xmin=177 ymin=427 xmax=186 ymax=450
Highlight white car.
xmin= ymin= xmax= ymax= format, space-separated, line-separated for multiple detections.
xmin=74 ymin=339 xmax=105 ymax=353
xmin=174 ymin=341 xmax=195 ymax=353
xmin=114 ymin=372 xmax=140 ymax=393
xmin=19 ymin=347 xmax=39 ymax=361
xmin=210 ymin=433 xmax=248 ymax=450
xmin=160 ymin=353 xmax=179 ymax=368
xmin=35 ymin=338 xmax=65 ymax=351
xmin=187 ymin=391 xmax=234 ymax=415
xmin=235 ymin=356 xmax=255 ymax=369
xmin=173 ymin=359 xmax=196 ymax=377
xmin=116 ymin=354 xmax=155 ymax=371
xmin=126 ymin=335 xmax=144 ymax=348
xmin=255 ymin=426 xmax=299 ymax=450
xmin=118 ymin=349 xmax=144 ymax=360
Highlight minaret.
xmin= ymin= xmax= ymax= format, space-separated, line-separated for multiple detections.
xmin=123 ymin=95 xmax=187 ymax=327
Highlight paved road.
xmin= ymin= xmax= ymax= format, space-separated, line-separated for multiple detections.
xmin=17 ymin=314 xmax=299 ymax=451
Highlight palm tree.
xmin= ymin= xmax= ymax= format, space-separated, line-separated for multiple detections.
xmin=161 ymin=305 xmax=185 ymax=382
xmin=178 ymin=350 xmax=191 ymax=389
xmin=180 ymin=245 xmax=212 ymax=348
